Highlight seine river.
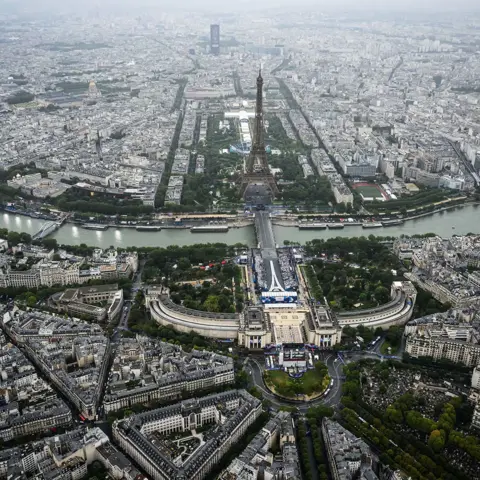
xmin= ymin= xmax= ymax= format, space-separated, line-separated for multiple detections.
xmin=1 ymin=204 xmax=479 ymax=248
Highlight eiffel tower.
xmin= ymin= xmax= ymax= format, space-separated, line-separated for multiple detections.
xmin=238 ymin=70 xmax=279 ymax=203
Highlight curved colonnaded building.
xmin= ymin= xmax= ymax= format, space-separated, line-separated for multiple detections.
xmin=147 ymin=281 xmax=417 ymax=350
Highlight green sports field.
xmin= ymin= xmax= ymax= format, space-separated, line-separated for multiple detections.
xmin=353 ymin=184 xmax=384 ymax=199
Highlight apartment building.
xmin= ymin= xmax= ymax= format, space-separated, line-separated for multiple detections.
xmin=219 ymin=411 xmax=300 ymax=480
xmin=103 ymin=337 xmax=234 ymax=413
xmin=0 ymin=332 xmax=72 ymax=442
xmin=0 ymin=250 xmax=137 ymax=290
xmin=1 ymin=308 xmax=111 ymax=420
xmin=322 ymin=418 xmax=378 ymax=480
xmin=54 ymin=284 xmax=124 ymax=322
xmin=405 ymin=314 xmax=480 ymax=367
xmin=3 ymin=405 xmax=72 ymax=442
xmin=0 ymin=427 xmax=142 ymax=480
xmin=113 ymin=390 xmax=262 ymax=480
xmin=406 ymin=335 xmax=480 ymax=367
xmin=335 ymin=149 xmax=379 ymax=178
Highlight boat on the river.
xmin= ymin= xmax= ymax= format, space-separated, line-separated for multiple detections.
xmin=382 ymin=219 xmax=404 ymax=227
xmin=298 ymin=223 xmax=327 ymax=230
xmin=82 ymin=224 xmax=109 ymax=231
xmin=191 ymin=226 xmax=229 ymax=233
xmin=327 ymin=223 xmax=344 ymax=229
xmin=362 ymin=222 xmax=383 ymax=229
xmin=136 ymin=225 xmax=161 ymax=232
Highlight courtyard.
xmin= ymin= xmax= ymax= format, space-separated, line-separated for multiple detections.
xmin=149 ymin=430 xmax=204 ymax=467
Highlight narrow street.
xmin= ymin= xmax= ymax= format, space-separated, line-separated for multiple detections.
xmin=303 ymin=421 xmax=319 ymax=480
xmin=113 ymin=259 xmax=146 ymax=340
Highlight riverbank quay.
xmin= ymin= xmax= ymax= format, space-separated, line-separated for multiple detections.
xmin=1 ymin=204 xmax=479 ymax=249
xmin=272 ymin=200 xmax=480 ymax=227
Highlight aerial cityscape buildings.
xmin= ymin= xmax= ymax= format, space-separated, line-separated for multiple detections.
xmin=113 ymin=390 xmax=262 ymax=480
xmin=0 ymin=4 xmax=480 ymax=480
xmin=322 ymin=418 xmax=379 ymax=480
xmin=219 ymin=410 xmax=300 ymax=479
xmin=0 ymin=427 xmax=144 ymax=480
xmin=1 ymin=309 xmax=110 ymax=420
xmin=0 ymin=332 xmax=72 ymax=442
xmin=103 ymin=336 xmax=234 ymax=413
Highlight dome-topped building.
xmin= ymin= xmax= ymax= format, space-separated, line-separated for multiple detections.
xmin=88 ymin=80 xmax=101 ymax=98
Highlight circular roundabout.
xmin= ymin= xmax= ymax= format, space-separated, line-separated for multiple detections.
xmin=263 ymin=361 xmax=331 ymax=402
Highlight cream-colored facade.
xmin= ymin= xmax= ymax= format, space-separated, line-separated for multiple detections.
xmin=405 ymin=335 xmax=480 ymax=367
xmin=0 ymin=407 xmax=72 ymax=442
xmin=54 ymin=285 xmax=123 ymax=322
xmin=148 ymin=292 xmax=341 ymax=350
xmin=336 ymin=281 xmax=417 ymax=329
xmin=148 ymin=294 xmax=240 ymax=340
xmin=405 ymin=316 xmax=480 ymax=367
xmin=147 ymin=283 xmax=414 ymax=349
xmin=147 ymin=272 xmax=415 ymax=349
xmin=103 ymin=365 xmax=234 ymax=413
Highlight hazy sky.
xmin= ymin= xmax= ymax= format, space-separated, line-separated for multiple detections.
xmin=1 ymin=0 xmax=479 ymax=15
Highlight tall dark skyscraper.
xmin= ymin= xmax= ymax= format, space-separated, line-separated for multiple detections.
xmin=210 ymin=24 xmax=220 ymax=55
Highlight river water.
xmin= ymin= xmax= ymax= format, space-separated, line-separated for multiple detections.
xmin=1 ymin=204 xmax=479 ymax=248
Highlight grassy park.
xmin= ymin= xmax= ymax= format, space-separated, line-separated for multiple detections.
xmin=380 ymin=339 xmax=399 ymax=355
xmin=264 ymin=362 xmax=330 ymax=400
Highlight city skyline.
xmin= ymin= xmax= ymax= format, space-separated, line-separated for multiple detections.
xmin=0 ymin=5 xmax=479 ymax=480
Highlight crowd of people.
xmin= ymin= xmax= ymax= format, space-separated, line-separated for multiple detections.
xmin=253 ymin=250 xmax=267 ymax=291
xmin=278 ymin=248 xmax=299 ymax=291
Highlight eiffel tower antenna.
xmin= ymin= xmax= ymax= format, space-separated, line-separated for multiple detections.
xmin=238 ymin=70 xmax=279 ymax=203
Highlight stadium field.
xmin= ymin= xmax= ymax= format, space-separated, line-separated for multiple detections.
xmin=352 ymin=183 xmax=385 ymax=200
